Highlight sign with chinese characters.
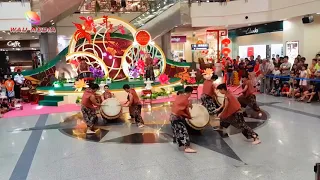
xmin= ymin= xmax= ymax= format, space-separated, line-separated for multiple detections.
xmin=191 ymin=44 xmax=209 ymax=50
xmin=7 ymin=41 xmax=21 ymax=47
xmin=171 ymin=36 xmax=186 ymax=43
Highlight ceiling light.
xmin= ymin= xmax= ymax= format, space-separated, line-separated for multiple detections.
xmin=248 ymin=24 xmax=251 ymax=26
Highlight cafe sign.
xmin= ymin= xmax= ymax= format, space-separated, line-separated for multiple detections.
xmin=7 ymin=41 xmax=21 ymax=47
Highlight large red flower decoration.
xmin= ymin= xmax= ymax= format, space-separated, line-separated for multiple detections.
xmin=187 ymin=77 xmax=196 ymax=84
xmin=158 ymin=74 xmax=170 ymax=84
xmin=137 ymin=59 xmax=145 ymax=71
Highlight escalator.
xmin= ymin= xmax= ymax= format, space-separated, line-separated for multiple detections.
xmin=130 ymin=0 xmax=190 ymax=39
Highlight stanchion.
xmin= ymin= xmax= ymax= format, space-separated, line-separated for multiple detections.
xmin=314 ymin=163 xmax=320 ymax=180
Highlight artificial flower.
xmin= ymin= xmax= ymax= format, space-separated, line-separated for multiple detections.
xmin=158 ymin=74 xmax=170 ymax=85
xmin=74 ymin=79 xmax=86 ymax=92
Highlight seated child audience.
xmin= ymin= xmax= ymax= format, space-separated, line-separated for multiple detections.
xmin=281 ymin=83 xmax=290 ymax=97
xmin=289 ymin=79 xmax=302 ymax=98
xmin=270 ymin=79 xmax=281 ymax=96
xmin=299 ymin=84 xmax=318 ymax=103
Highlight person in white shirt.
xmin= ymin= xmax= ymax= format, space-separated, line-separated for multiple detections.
xmin=14 ymin=69 xmax=25 ymax=99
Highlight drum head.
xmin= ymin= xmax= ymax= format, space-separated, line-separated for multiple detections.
xmin=101 ymin=98 xmax=122 ymax=117
xmin=188 ymin=104 xmax=210 ymax=129
xmin=21 ymin=87 xmax=30 ymax=90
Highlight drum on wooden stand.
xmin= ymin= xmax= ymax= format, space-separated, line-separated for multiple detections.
xmin=186 ymin=104 xmax=210 ymax=130
xmin=100 ymin=98 xmax=122 ymax=120
xmin=21 ymin=87 xmax=30 ymax=102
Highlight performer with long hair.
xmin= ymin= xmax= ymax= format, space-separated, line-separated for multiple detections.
xmin=216 ymin=83 xmax=261 ymax=145
xmin=170 ymin=86 xmax=197 ymax=153
xmin=81 ymin=83 xmax=101 ymax=134
xmin=122 ymin=84 xmax=144 ymax=128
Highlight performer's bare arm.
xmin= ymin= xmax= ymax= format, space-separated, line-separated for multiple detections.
xmin=123 ymin=93 xmax=133 ymax=107
xmin=233 ymin=84 xmax=242 ymax=92
xmin=90 ymin=95 xmax=101 ymax=107
xmin=239 ymin=85 xmax=248 ymax=95
xmin=218 ymin=98 xmax=229 ymax=118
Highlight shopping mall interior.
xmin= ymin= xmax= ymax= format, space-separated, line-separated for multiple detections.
xmin=1 ymin=0 xmax=320 ymax=179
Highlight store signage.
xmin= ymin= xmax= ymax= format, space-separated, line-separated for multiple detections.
xmin=0 ymin=40 xmax=39 ymax=49
xmin=191 ymin=44 xmax=209 ymax=50
xmin=7 ymin=41 xmax=21 ymax=47
xmin=245 ymin=27 xmax=259 ymax=35
xmin=10 ymin=27 xmax=56 ymax=33
xmin=171 ymin=36 xmax=186 ymax=43
xmin=228 ymin=21 xmax=283 ymax=37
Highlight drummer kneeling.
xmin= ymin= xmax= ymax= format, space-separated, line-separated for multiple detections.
xmin=170 ymin=86 xmax=196 ymax=153
xmin=81 ymin=83 xmax=101 ymax=134
xmin=216 ymin=83 xmax=261 ymax=145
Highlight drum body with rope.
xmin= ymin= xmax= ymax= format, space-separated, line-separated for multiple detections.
xmin=186 ymin=104 xmax=210 ymax=130
xmin=100 ymin=98 xmax=122 ymax=120
xmin=21 ymin=87 xmax=30 ymax=102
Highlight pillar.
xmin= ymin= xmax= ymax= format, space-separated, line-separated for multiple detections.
xmin=160 ymin=31 xmax=172 ymax=60
xmin=40 ymin=33 xmax=58 ymax=63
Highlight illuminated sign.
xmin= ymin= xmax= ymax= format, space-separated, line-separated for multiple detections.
xmin=191 ymin=44 xmax=209 ymax=50
xmin=7 ymin=41 xmax=21 ymax=47
xmin=10 ymin=27 xmax=56 ymax=33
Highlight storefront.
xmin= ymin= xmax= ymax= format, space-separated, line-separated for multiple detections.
xmin=171 ymin=35 xmax=187 ymax=62
xmin=229 ymin=21 xmax=284 ymax=60
xmin=0 ymin=40 xmax=41 ymax=72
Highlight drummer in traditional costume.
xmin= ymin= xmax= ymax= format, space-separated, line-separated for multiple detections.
xmin=170 ymin=86 xmax=196 ymax=153
xmin=200 ymin=74 xmax=219 ymax=115
xmin=233 ymin=74 xmax=260 ymax=112
xmin=81 ymin=83 xmax=101 ymax=134
xmin=101 ymin=85 xmax=114 ymax=101
xmin=216 ymin=83 xmax=261 ymax=145
xmin=122 ymin=84 xmax=144 ymax=128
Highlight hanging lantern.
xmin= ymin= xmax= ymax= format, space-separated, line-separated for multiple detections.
xmin=196 ymin=40 xmax=204 ymax=44
xmin=222 ymin=47 xmax=231 ymax=55
xmin=221 ymin=38 xmax=231 ymax=46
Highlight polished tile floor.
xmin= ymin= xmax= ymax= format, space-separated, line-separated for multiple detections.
xmin=1 ymin=94 xmax=319 ymax=180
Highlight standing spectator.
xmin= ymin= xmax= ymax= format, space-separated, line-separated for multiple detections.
xmin=226 ymin=60 xmax=234 ymax=86
xmin=280 ymin=56 xmax=292 ymax=81
xmin=5 ymin=76 xmax=14 ymax=102
xmin=259 ymin=59 xmax=271 ymax=93
xmin=14 ymin=69 xmax=25 ymax=99
xmin=247 ymin=55 xmax=256 ymax=72
xmin=308 ymin=59 xmax=317 ymax=78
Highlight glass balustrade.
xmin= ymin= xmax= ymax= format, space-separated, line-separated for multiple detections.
xmin=130 ymin=0 xmax=181 ymax=29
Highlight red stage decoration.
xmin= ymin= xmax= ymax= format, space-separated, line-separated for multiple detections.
xmin=158 ymin=74 xmax=170 ymax=84
xmin=153 ymin=57 xmax=159 ymax=65
xmin=79 ymin=16 xmax=96 ymax=33
xmin=187 ymin=77 xmax=196 ymax=84
xmin=137 ymin=59 xmax=145 ymax=74
xmin=221 ymin=38 xmax=231 ymax=46
xmin=135 ymin=30 xmax=151 ymax=46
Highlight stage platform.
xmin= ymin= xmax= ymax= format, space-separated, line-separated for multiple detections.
xmin=36 ymin=78 xmax=185 ymax=106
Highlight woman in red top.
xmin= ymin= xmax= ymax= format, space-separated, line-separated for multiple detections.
xmin=170 ymin=86 xmax=196 ymax=153
xmin=200 ymin=75 xmax=219 ymax=115
xmin=233 ymin=74 xmax=260 ymax=112
xmin=216 ymin=83 xmax=261 ymax=145
xmin=81 ymin=83 xmax=101 ymax=134
xmin=122 ymin=84 xmax=144 ymax=128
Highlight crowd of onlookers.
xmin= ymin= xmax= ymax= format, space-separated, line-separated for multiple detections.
xmin=222 ymin=54 xmax=320 ymax=103
xmin=0 ymin=69 xmax=25 ymax=117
